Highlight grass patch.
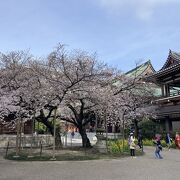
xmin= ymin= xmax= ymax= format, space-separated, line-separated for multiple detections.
xmin=5 ymin=152 xmax=100 ymax=161
xmin=5 ymin=142 xmax=145 ymax=161
xmin=6 ymin=152 xmax=51 ymax=161
xmin=5 ymin=150 xmax=143 ymax=161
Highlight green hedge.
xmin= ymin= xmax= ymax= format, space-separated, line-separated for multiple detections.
xmin=109 ymin=138 xmax=177 ymax=154
xmin=143 ymin=139 xmax=176 ymax=148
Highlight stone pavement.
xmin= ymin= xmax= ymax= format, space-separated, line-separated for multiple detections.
xmin=0 ymin=146 xmax=179 ymax=180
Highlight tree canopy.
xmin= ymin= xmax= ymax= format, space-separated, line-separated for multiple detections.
xmin=0 ymin=44 xmax=156 ymax=147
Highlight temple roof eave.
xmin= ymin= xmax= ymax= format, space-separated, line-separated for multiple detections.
xmin=161 ymin=50 xmax=180 ymax=70
xmin=154 ymin=94 xmax=180 ymax=104
xmin=126 ymin=60 xmax=155 ymax=78
xmin=147 ymin=62 xmax=180 ymax=81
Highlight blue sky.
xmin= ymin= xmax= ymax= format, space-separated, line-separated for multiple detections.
xmin=0 ymin=0 xmax=180 ymax=72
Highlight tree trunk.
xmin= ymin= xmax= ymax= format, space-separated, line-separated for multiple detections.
xmin=134 ymin=119 xmax=138 ymax=138
xmin=36 ymin=119 xmax=63 ymax=148
xmin=55 ymin=126 xmax=63 ymax=149
xmin=79 ymin=127 xmax=91 ymax=148
xmin=122 ymin=119 xmax=125 ymax=152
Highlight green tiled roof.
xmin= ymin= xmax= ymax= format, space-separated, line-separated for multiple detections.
xmin=125 ymin=61 xmax=162 ymax=97
xmin=125 ymin=60 xmax=155 ymax=77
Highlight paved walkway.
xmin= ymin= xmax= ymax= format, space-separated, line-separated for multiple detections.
xmin=0 ymin=146 xmax=179 ymax=180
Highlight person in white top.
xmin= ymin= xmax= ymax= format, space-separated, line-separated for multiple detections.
xmin=129 ymin=133 xmax=136 ymax=158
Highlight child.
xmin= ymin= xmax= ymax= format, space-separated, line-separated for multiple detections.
xmin=154 ymin=135 xmax=163 ymax=159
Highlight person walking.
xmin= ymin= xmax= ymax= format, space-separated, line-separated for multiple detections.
xmin=71 ymin=130 xmax=75 ymax=138
xmin=175 ymin=132 xmax=180 ymax=149
xmin=138 ymin=130 xmax=143 ymax=150
xmin=129 ymin=133 xmax=136 ymax=158
xmin=166 ymin=133 xmax=172 ymax=151
xmin=154 ymin=135 xmax=163 ymax=159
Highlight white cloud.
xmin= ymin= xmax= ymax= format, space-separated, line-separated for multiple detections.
xmin=97 ymin=0 xmax=179 ymax=20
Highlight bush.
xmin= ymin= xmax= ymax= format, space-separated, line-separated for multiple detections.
xmin=139 ymin=120 xmax=164 ymax=139
xmin=109 ymin=140 xmax=129 ymax=154
xmin=35 ymin=122 xmax=47 ymax=134
xmin=142 ymin=139 xmax=154 ymax=146
xmin=143 ymin=139 xmax=176 ymax=148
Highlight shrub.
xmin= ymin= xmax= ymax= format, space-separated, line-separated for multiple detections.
xmin=143 ymin=138 xmax=176 ymax=148
xmin=35 ymin=122 xmax=47 ymax=134
xmin=109 ymin=140 xmax=129 ymax=154
xmin=139 ymin=120 xmax=164 ymax=139
xmin=142 ymin=139 xmax=154 ymax=146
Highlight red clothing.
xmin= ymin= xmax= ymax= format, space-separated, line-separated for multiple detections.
xmin=175 ymin=134 xmax=180 ymax=148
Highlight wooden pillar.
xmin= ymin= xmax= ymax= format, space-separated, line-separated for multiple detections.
xmin=161 ymin=85 xmax=166 ymax=97
xmin=162 ymin=84 xmax=170 ymax=97
xmin=165 ymin=84 xmax=170 ymax=97
xmin=165 ymin=118 xmax=172 ymax=132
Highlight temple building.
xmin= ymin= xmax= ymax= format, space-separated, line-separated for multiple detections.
xmin=126 ymin=60 xmax=155 ymax=78
xmin=148 ymin=50 xmax=180 ymax=132
xmin=107 ymin=60 xmax=156 ymax=133
xmin=0 ymin=118 xmax=33 ymax=134
xmin=125 ymin=51 xmax=180 ymax=133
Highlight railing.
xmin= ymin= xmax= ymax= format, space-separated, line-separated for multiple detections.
xmin=0 ymin=134 xmax=53 ymax=148
xmin=170 ymin=90 xmax=180 ymax=97
xmin=0 ymin=132 xmax=122 ymax=148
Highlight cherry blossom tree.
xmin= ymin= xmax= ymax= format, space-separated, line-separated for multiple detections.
xmin=0 ymin=51 xmax=34 ymax=127
xmin=39 ymin=44 xmax=116 ymax=147
xmin=0 ymin=44 xmax=156 ymax=150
